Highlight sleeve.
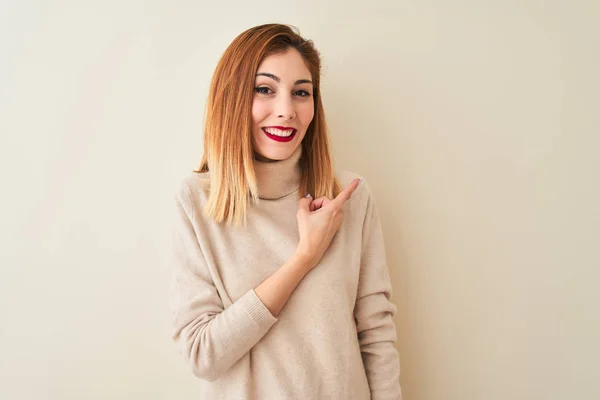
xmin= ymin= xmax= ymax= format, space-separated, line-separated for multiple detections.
xmin=169 ymin=182 xmax=278 ymax=382
xmin=354 ymin=180 xmax=403 ymax=399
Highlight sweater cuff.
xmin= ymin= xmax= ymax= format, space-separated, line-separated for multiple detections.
xmin=241 ymin=289 xmax=278 ymax=328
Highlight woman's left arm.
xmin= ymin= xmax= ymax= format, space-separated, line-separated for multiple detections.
xmin=355 ymin=179 xmax=403 ymax=400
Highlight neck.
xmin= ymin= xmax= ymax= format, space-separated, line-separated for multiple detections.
xmin=253 ymin=146 xmax=303 ymax=200
xmin=253 ymin=152 xmax=279 ymax=163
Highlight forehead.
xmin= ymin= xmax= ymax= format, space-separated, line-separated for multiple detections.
xmin=256 ymin=49 xmax=311 ymax=81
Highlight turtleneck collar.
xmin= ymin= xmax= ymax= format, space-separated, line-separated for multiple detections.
xmin=253 ymin=145 xmax=303 ymax=200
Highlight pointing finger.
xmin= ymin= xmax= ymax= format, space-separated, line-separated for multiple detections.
xmin=330 ymin=178 xmax=361 ymax=209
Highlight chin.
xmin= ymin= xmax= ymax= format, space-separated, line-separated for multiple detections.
xmin=255 ymin=145 xmax=298 ymax=162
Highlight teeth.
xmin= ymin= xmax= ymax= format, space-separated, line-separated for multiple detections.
xmin=264 ymin=127 xmax=294 ymax=137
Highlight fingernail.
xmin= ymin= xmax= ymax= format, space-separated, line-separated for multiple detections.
xmin=305 ymin=193 xmax=312 ymax=198
xmin=359 ymin=179 xmax=363 ymax=185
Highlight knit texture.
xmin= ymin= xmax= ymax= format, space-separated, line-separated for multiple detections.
xmin=170 ymin=145 xmax=402 ymax=399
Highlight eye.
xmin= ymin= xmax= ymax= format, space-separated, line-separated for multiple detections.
xmin=295 ymin=90 xmax=311 ymax=97
xmin=254 ymin=86 xmax=272 ymax=95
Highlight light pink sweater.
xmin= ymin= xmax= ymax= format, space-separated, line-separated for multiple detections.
xmin=170 ymin=145 xmax=402 ymax=399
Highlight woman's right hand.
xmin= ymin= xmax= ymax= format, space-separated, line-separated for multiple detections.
xmin=295 ymin=178 xmax=362 ymax=270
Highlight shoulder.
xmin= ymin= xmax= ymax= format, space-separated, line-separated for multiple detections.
xmin=335 ymin=169 xmax=363 ymax=187
xmin=175 ymin=171 xmax=211 ymax=212
xmin=334 ymin=168 xmax=375 ymax=209
xmin=335 ymin=169 xmax=375 ymax=196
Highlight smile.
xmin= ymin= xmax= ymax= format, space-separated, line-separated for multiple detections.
xmin=262 ymin=127 xmax=297 ymax=143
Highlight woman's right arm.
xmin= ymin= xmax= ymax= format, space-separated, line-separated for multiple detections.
xmin=171 ymin=187 xmax=287 ymax=382
xmin=171 ymin=179 xmax=360 ymax=382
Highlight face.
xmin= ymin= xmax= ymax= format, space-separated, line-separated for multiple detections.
xmin=251 ymin=48 xmax=315 ymax=162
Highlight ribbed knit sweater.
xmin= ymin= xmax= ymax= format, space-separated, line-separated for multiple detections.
xmin=170 ymin=145 xmax=402 ymax=399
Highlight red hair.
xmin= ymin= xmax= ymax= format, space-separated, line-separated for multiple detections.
xmin=196 ymin=23 xmax=341 ymax=226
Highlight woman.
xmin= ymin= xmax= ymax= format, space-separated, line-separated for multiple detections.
xmin=171 ymin=23 xmax=402 ymax=399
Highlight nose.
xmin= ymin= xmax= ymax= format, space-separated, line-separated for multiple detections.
xmin=275 ymin=93 xmax=296 ymax=120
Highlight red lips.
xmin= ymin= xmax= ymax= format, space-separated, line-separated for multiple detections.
xmin=263 ymin=126 xmax=296 ymax=131
xmin=262 ymin=127 xmax=297 ymax=143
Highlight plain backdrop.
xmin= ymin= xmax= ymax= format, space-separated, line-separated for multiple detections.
xmin=1 ymin=1 xmax=599 ymax=399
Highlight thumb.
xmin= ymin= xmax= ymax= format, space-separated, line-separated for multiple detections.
xmin=298 ymin=194 xmax=313 ymax=213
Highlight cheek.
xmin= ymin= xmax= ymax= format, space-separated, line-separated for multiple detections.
xmin=252 ymin=99 xmax=270 ymax=125
xmin=298 ymin=101 xmax=315 ymax=126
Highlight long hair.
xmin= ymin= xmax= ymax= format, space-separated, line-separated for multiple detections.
xmin=195 ymin=23 xmax=342 ymax=227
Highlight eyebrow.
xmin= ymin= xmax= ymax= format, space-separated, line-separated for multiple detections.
xmin=255 ymin=72 xmax=313 ymax=85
